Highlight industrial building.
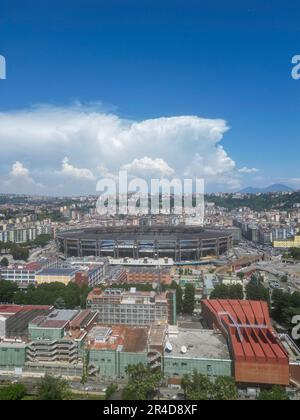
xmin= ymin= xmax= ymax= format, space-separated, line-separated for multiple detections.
xmin=86 ymin=325 xmax=151 ymax=379
xmin=87 ymin=288 xmax=177 ymax=326
xmin=57 ymin=225 xmax=232 ymax=261
xmin=0 ymin=305 xmax=53 ymax=340
xmin=0 ymin=307 xmax=98 ymax=377
xmin=201 ymin=299 xmax=290 ymax=385
xmin=27 ymin=309 xmax=98 ymax=364
xmin=164 ymin=328 xmax=232 ymax=380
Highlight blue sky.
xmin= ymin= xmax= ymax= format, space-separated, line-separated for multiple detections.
xmin=0 ymin=0 xmax=300 ymax=194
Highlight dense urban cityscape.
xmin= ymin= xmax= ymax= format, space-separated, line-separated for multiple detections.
xmin=1 ymin=0 xmax=299 ymax=406
xmin=0 ymin=190 xmax=299 ymax=400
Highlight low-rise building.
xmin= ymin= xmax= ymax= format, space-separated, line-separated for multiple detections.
xmin=87 ymin=287 xmax=177 ymax=326
xmin=35 ymin=268 xmax=78 ymax=285
xmin=125 ymin=267 xmax=172 ymax=285
xmin=164 ymin=328 xmax=232 ymax=380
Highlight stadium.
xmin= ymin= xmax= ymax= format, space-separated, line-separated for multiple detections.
xmin=57 ymin=225 xmax=232 ymax=262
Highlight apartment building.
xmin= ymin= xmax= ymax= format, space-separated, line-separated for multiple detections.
xmin=87 ymin=288 xmax=176 ymax=326
xmin=125 ymin=267 xmax=172 ymax=285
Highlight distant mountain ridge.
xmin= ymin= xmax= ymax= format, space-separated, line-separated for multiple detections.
xmin=239 ymin=184 xmax=294 ymax=194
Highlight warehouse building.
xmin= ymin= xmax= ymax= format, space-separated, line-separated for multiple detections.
xmin=0 ymin=340 xmax=27 ymax=368
xmin=27 ymin=309 xmax=98 ymax=364
xmin=0 ymin=305 xmax=52 ymax=340
xmin=164 ymin=328 xmax=232 ymax=380
xmin=86 ymin=325 xmax=150 ymax=379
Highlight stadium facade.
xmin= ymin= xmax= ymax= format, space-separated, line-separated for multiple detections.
xmin=57 ymin=225 xmax=232 ymax=262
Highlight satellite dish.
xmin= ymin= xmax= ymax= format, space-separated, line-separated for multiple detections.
xmin=181 ymin=345 xmax=187 ymax=354
xmin=152 ymin=282 xmax=158 ymax=290
xmin=165 ymin=341 xmax=173 ymax=352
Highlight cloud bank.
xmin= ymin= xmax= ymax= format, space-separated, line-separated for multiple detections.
xmin=0 ymin=103 xmax=246 ymax=194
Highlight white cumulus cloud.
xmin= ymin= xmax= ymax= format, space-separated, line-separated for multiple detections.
xmin=10 ymin=161 xmax=31 ymax=179
xmin=238 ymin=167 xmax=260 ymax=174
xmin=61 ymin=157 xmax=96 ymax=181
xmin=122 ymin=157 xmax=174 ymax=177
xmin=0 ymin=103 xmax=253 ymax=193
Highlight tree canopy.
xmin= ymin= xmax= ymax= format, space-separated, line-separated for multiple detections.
xmin=210 ymin=284 xmax=243 ymax=300
xmin=258 ymin=386 xmax=289 ymax=400
xmin=36 ymin=375 xmax=72 ymax=400
xmin=182 ymin=284 xmax=195 ymax=315
xmin=13 ymin=281 xmax=90 ymax=309
xmin=245 ymin=275 xmax=270 ymax=304
xmin=0 ymin=257 xmax=9 ymax=267
xmin=181 ymin=372 xmax=238 ymax=400
xmin=272 ymin=289 xmax=300 ymax=330
xmin=0 ymin=383 xmax=27 ymax=400
xmin=0 ymin=279 xmax=18 ymax=303
xmin=122 ymin=363 xmax=162 ymax=400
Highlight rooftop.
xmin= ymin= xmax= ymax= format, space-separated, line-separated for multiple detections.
xmin=58 ymin=225 xmax=231 ymax=241
xmin=86 ymin=325 xmax=149 ymax=352
xmin=30 ymin=309 xmax=79 ymax=329
xmin=166 ymin=329 xmax=230 ymax=360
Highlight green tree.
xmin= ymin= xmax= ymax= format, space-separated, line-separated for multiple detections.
xmin=259 ymin=386 xmax=289 ymax=400
xmin=210 ymin=284 xmax=243 ymax=300
xmin=54 ymin=297 xmax=66 ymax=309
xmin=213 ymin=376 xmax=238 ymax=400
xmin=33 ymin=234 xmax=51 ymax=248
xmin=11 ymin=245 xmax=29 ymax=261
xmin=0 ymin=279 xmax=18 ymax=303
xmin=245 ymin=276 xmax=270 ymax=304
xmin=0 ymin=257 xmax=9 ymax=267
xmin=13 ymin=282 xmax=90 ymax=309
xmin=0 ymin=383 xmax=27 ymax=400
xmin=182 ymin=372 xmax=238 ymax=400
xmin=210 ymin=284 xmax=229 ymax=300
xmin=36 ymin=375 xmax=72 ymax=400
xmin=183 ymin=284 xmax=195 ymax=315
xmin=122 ymin=364 xmax=161 ymax=400
xmin=229 ymin=284 xmax=244 ymax=300
xmin=182 ymin=372 xmax=214 ymax=400
xmin=167 ymin=280 xmax=183 ymax=314
xmin=272 ymin=289 xmax=300 ymax=328
xmin=105 ymin=383 xmax=118 ymax=400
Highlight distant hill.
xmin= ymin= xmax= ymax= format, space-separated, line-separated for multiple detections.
xmin=239 ymin=184 xmax=294 ymax=194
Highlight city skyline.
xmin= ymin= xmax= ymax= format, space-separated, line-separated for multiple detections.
xmin=0 ymin=1 xmax=300 ymax=195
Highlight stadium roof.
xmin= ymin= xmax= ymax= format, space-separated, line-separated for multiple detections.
xmin=57 ymin=225 xmax=231 ymax=241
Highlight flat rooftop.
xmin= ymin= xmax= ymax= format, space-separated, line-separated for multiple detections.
xmin=86 ymin=325 xmax=149 ymax=352
xmin=0 ymin=340 xmax=26 ymax=349
xmin=166 ymin=329 xmax=230 ymax=360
